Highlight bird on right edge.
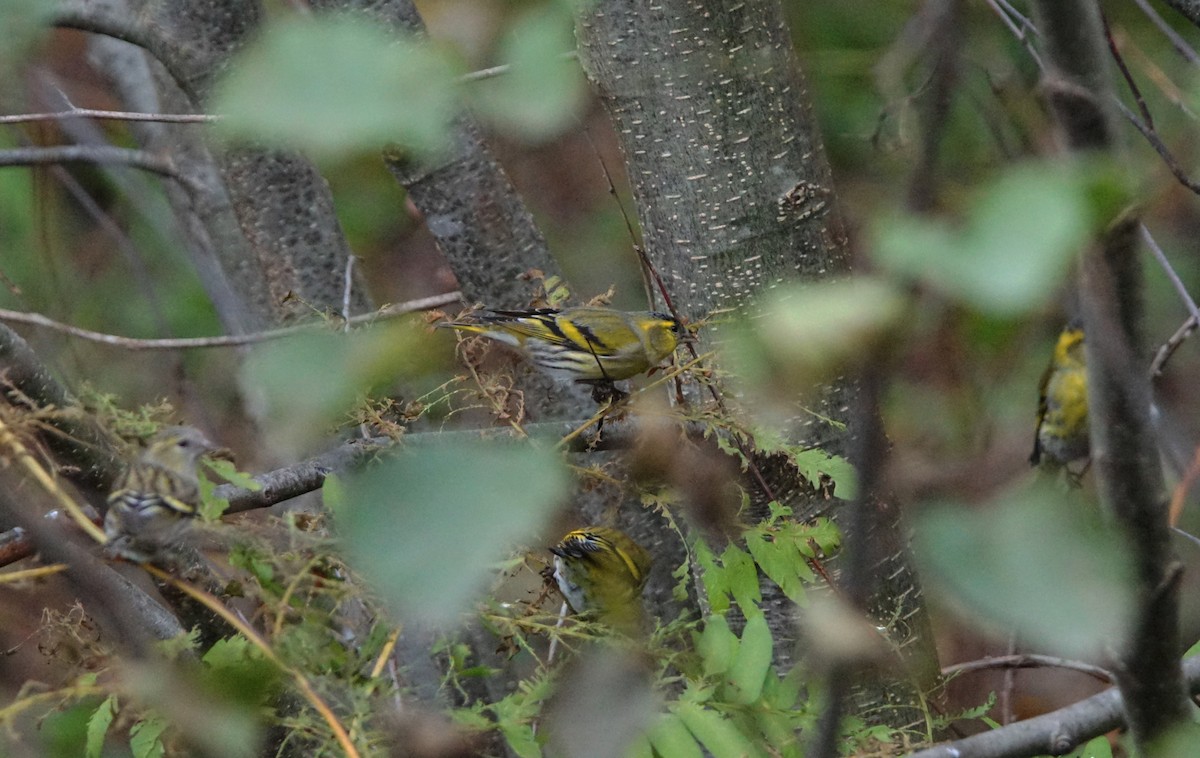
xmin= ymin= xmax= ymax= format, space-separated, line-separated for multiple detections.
xmin=1030 ymin=322 xmax=1090 ymax=477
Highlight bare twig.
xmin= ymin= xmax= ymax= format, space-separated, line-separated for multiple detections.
xmin=1116 ymin=100 xmax=1200 ymax=194
xmin=1151 ymin=314 xmax=1199 ymax=378
xmin=458 ymin=51 xmax=579 ymax=83
xmin=341 ymin=256 xmax=357 ymax=330
xmin=0 ymin=292 xmax=462 ymax=351
xmin=942 ymin=653 xmax=1114 ymax=683
xmin=985 ymin=0 xmax=1044 ymax=68
xmin=1101 ymin=11 xmax=1154 ymax=128
xmin=1132 ymin=0 xmax=1200 ymax=66
xmin=0 ymin=145 xmax=205 ymax=194
xmin=0 ymin=108 xmax=219 ymax=125
xmin=1143 ymin=226 xmax=1200 ymax=378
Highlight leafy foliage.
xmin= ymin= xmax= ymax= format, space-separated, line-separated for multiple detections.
xmin=8 ymin=1 xmax=1198 ymax=756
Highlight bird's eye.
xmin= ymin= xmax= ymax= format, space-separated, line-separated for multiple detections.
xmin=177 ymin=439 xmax=192 ymax=449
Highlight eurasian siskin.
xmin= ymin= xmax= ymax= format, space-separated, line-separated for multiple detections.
xmin=550 ymin=526 xmax=651 ymax=631
xmin=104 ymin=426 xmax=219 ymax=563
xmin=442 ymin=307 xmax=684 ymax=387
xmin=1030 ymin=323 xmax=1089 ymax=470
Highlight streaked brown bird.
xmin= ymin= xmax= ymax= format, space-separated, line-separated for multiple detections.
xmin=104 ymin=426 xmax=219 ymax=563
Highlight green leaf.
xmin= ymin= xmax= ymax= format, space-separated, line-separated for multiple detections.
xmin=808 ymin=452 xmax=859 ymax=500
xmin=85 ymin=695 xmax=117 ymax=758
xmin=762 ymin=666 xmax=805 ymax=711
xmin=202 ymin=636 xmax=258 ymax=669
xmin=1147 ymin=723 xmax=1200 ymax=758
xmin=805 ymin=518 xmax=842 ymax=556
xmin=671 ymin=558 xmax=692 ymax=603
xmin=646 ymin=713 xmax=705 ymax=758
xmin=674 ymin=702 xmax=765 ymax=758
xmin=337 ymin=438 xmax=570 ymax=625
xmin=129 ymin=715 xmax=168 ymax=758
xmin=213 ymin=16 xmax=462 ymax=159
xmin=696 ymin=615 xmax=738 ymax=677
xmin=745 ymin=529 xmax=807 ymax=604
xmin=322 ymin=473 xmax=347 ymax=519
xmin=753 ymin=708 xmax=804 ymax=757
xmin=203 ymin=459 xmax=262 ymax=491
xmin=1069 ymin=735 xmax=1115 ymax=758
xmin=469 ymin=5 xmax=586 ymax=141
xmin=912 ymin=482 xmax=1135 ymax=657
xmin=721 ymin=543 xmax=762 ymax=614
xmin=873 ymin=161 xmax=1125 ymax=315
xmin=724 ymin=614 xmax=773 ymax=704
xmin=624 ymin=733 xmax=654 ymax=758
xmin=499 ymin=722 xmax=542 ymax=758
xmin=197 ymin=475 xmax=229 ymax=521
xmin=694 ymin=540 xmax=730 ymax=614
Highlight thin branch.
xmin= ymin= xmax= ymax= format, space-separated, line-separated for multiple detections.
xmin=341 ymin=256 xmax=357 ymax=330
xmin=1141 ymin=226 xmax=1200 ymax=322
xmin=1151 ymin=313 xmax=1198 ymax=378
xmin=1115 ymin=100 xmax=1200 ymax=194
xmin=0 ymin=145 xmax=205 ymax=194
xmin=1143 ymin=226 xmax=1200 ymax=378
xmin=1101 ymin=11 xmax=1154 ymax=128
xmin=457 ymin=51 xmax=579 ymax=83
xmin=0 ymin=418 xmax=719 ymax=569
xmin=0 ymin=108 xmax=219 ymax=125
xmin=1133 ymin=0 xmax=1200 ymax=66
xmin=0 ymin=292 xmax=463 ymax=351
xmin=914 ymin=655 xmax=1200 ymax=758
xmin=942 ymin=653 xmax=1114 ymax=683
xmin=219 ymin=437 xmax=386 ymax=515
xmin=985 ymin=0 xmax=1044 ymax=68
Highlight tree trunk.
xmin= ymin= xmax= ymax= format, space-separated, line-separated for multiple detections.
xmin=577 ymin=0 xmax=938 ymax=728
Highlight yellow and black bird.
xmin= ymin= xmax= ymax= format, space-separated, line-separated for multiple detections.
xmin=442 ymin=307 xmax=685 ymax=398
xmin=550 ymin=526 xmax=652 ymax=631
xmin=104 ymin=426 xmax=219 ymax=563
xmin=1030 ymin=322 xmax=1089 ymax=471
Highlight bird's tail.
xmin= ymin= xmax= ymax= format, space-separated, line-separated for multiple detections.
xmin=438 ymin=321 xmax=488 ymax=335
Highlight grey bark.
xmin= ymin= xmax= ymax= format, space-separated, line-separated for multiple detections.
xmin=311 ymin=0 xmax=563 ymax=311
xmin=57 ymin=0 xmax=372 ymax=331
xmin=577 ymin=0 xmax=937 ymax=730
